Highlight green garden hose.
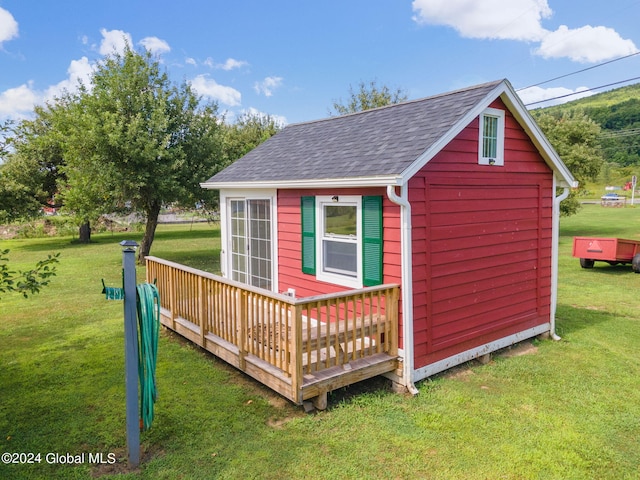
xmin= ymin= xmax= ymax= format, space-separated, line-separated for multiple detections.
xmin=135 ymin=282 xmax=160 ymax=431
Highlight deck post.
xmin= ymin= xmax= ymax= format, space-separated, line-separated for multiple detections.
xmin=238 ymin=289 xmax=248 ymax=370
xmin=198 ymin=276 xmax=206 ymax=346
xmin=290 ymin=304 xmax=303 ymax=403
xmin=389 ymin=287 xmax=399 ymax=357
xmin=168 ymin=265 xmax=176 ymax=330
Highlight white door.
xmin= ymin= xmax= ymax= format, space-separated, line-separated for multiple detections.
xmin=229 ymin=198 xmax=273 ymax=290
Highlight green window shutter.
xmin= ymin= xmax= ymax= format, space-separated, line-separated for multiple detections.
xmin=362 ymin=195 xmax=383 ymax=286
xmin=301 ymin=196 xmax=316 ymax=274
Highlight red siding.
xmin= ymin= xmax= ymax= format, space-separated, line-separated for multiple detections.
xmin=276 ymin=188 xmax=403 ymax=343
xmin=270 ymin=98 xmax=555 ymax=373
xmin=411 ymin=99 xmax=554 ymax=369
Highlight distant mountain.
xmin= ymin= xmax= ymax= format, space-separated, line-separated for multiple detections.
xmin=536 ymin=83 xmax=640 ymax=165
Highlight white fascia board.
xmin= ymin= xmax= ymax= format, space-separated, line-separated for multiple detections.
xmin=399 ymin=81 xmax=509 ymax=182
xmin=498 ymin=84 xmax=578 ymax=188
xmin=398 ymin=80 xmax=578 ymax=189
xmin=201 ymin=175 xmax=403 ymax=190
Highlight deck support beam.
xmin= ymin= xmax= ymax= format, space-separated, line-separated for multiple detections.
xmin=312 ymin=392 xmax=328 ymax=411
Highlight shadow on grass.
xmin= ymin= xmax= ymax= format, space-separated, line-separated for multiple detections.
xmin=555 ymin=303 xmax=617 ymax=337
xmin=560 ymin=224 xmax=640 ymax=238
xmin=152 ymin=249 xmax=221 ymax=274
xmin=576 ymin=263 xmax=638 ymax=275
xmin=9 ymin=225 xmax=220 ymax=254
xmin=154 ymin=225 xmax=220 ymax=241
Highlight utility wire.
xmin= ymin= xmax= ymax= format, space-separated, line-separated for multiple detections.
xmin=599 ymin=128 xmax=640 ymax=139
xmin=523 ymin=76 xmax=640 ymax=106
xmin=517 ymin=51 xmax=640 ymax=91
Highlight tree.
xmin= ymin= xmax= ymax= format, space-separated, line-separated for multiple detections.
xmin=1 ymin=104 xmax=68 ymax=224
xmin=0 ymin=249 xmax=59 ymax=299
xmin=60 ymin=45 xmax=224 ymax=262
xmin=533 ymin=109 xmax=604 ymax=215
xmin=220 ymin=111 xmax=282 ymax=167
xmin=0 ymin=120 xmax=42 ymax=223
xmin=329 ymin=80 xmax=408 ymax=116
xmin=0 ymin=119 xmax=13 ymax=161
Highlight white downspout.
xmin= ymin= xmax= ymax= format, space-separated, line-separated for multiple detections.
xmin=386 ymin=184 xmax=419 ymax=395
xmin=550 ymin=176 xmax=570 ymax=341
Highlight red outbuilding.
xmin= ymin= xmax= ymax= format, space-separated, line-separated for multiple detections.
xmin=201 ymin=79 xmax=577 ymax=393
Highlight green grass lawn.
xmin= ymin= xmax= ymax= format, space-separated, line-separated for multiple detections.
xmin=2 ymin=207 xmax=640 ymax=479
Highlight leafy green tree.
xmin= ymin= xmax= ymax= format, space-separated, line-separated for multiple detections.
xmin=533 ymin=109 xmax=603 ymax=215
xmin=0 ymin=249 xmax=59 ymax=299
xmin=60 ymin=45 xmax=224 ymax=262
xmin=329 ymin=80 xmax=408 ymax=116
xmin=1 ymin=104 xmax=68 ymax=224
xmin=0 ymin=119 xmax=13 ymax=161
xmin=221 ymin=111 xmax=282 ymax=167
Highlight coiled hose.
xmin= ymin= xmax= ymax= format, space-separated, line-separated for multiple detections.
xmin=136 ymin=282 xmax=160 ymax=431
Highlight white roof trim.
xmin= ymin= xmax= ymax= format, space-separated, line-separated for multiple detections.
xmin=201 ymin=175 xmax=403 ymax=190
xmin=398 ymin=80 xmax=577 ymax=189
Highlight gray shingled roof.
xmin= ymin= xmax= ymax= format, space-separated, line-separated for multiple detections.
xmin=204 ymin=80 xmax=504 ymax=185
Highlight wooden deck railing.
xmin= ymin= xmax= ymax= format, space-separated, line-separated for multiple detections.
xmin=146 ymin=256 xmax=399 ymax=405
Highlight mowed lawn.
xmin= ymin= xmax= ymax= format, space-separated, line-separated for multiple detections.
xmin=1 ymin=206 xmax=640 ymax=479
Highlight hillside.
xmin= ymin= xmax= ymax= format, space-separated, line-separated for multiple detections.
xmin=535 ymin=82 xmax=640 ymax=166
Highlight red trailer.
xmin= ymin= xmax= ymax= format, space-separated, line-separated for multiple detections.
xmin=572 ymin=236 xmax=640 ymax=272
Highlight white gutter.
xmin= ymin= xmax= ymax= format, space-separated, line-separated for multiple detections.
xmin=201 ymin=175 xmax=403 ymax=191
xmin=550 ymin=176 xmax=571 ymax=341
xmin=386 ymin=184 xmax=419 ymax=395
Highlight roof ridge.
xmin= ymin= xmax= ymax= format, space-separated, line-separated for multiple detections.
xmin=287 ymin=79 xmax=505 ymax=128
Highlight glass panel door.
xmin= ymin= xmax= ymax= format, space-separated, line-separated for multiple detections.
xmin=230 ymin=200 xmax=248 ymax=284
xmin=229 ymin=198 xmax=273 ymax=291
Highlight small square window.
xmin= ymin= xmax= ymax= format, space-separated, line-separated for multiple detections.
xmin=478 ymin=108 xmax=505 ymax=166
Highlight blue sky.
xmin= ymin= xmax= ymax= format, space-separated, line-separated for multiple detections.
xmin=1 ymin=0 xmax=639 ymax=125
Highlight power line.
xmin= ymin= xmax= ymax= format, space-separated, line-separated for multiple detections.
xmin=599 ymin=128 xmax=640 ymax=139
xmin=517 ymin=51 xmax=640 ymax=91
xmin=523 ymin=76 xmax=640 ymax=107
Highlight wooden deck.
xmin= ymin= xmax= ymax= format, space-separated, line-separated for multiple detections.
xmin=146 ymin=257 xmax=400 ymax=409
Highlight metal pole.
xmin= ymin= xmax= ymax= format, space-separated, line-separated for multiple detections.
xmin=121 ymin=240 xmax=140 ymax=467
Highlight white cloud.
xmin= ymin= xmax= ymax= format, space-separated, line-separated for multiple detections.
xmin=200 ymin=57 xmax=248 ymax=70
xmin=218 ymin=58 xmax=248 ymax=71
xmin=412 ymin=0 xmax=551 ymax=41
xmin=517 ymin=85 xmax=593 ymax=107
xmin=44 ymin=56 xmax=94 ymax=100
xmin=535 ymin=25 xmax=638 ymax=63
xmin=254 ymin=76 xmax=283 ymax=97
xmin=411 ymin=0 xmax=638 ymax=63
xmin=185 ymin=57 xmax=197 ymax=66
xmin=0 ymin=56 xmax=94 ymax=120
xmin=190 ymin=74 xmax=241 ymax=106
xmin=0 ymin=82 xmax=38 ymax=117
xmin=99 ymin=28 xmax=133 ymax=55
xmin=139 ymin=36 xmax=171 ymax=55
xmin=242 ymin=107 xmax=287 ymax=127
xmin=0 ymin=7 xmax=18 ymax=45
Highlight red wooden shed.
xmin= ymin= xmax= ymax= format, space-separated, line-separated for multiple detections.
xmin=201 ymin=79 xmax=576 ymax=393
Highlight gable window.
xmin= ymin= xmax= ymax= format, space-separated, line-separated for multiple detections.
xmin=478 ymin=108 xmax=505 ymax=166
xmin=301 ymin=195 xmax=383 ymax=289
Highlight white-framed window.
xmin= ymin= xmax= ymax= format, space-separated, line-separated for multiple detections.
xmin=316 ymin=196 xmax=362 ymax=288
xmin=301 ymin=195 xmax=383 ymax=289
xmin=478 ymin=107 xmax=505 ymax=166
